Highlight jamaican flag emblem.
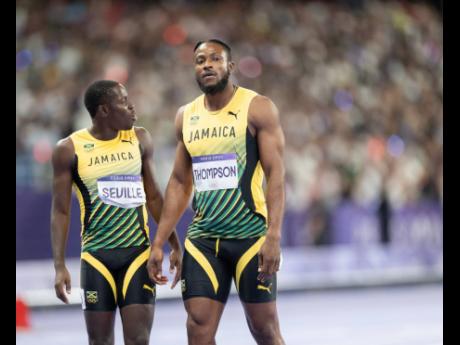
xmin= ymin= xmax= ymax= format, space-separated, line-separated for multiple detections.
xmin=84 ymin=143 xmax=95 ymax=152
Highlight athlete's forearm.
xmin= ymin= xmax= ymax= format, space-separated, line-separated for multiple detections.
xmin=264 ymin=168 xmax=285 ymax=241
xmin=153 ymin=176 xmax=192 ymax=248
xmin=146 ymin=190 xmax=164 ymax=225
xmin=50 ymin=210 xmax=70 ymax=269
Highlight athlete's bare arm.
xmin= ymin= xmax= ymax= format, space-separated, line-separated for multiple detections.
xmin=248 ymin=95 xmax=286 ymax=279
xmin=147 ymin=106 xmax=194 ymax=285
xmin=50 ymin=138 xmax=75 ymax=304
xmin=135 ymin=126 xmax=182 ymax=288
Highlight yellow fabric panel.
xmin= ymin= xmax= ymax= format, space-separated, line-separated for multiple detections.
xmin=235 ymin=236 xmax=266 ymax=291
xmin=143 ymin=206 xmax=150 ymax=239
xmin=251 ymin=161 xmax=268 ymax=220
xmin=122 ymin=247 xmax=150 ymax=299
xmin=81 ymin=252 xmax=117 ymax=303
xmin=72 ymin=183 xmax=86 ymax=236
xmin=185 ymin=239 xmax=219 ymax=294
xmin=215 ymin=238 xmax=220 ymax=257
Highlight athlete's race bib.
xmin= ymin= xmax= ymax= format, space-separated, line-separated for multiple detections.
xmin=97 ymin=175 xmax=146 ymax=208
xmin=192 ymin=153 xmax=238 ymax=192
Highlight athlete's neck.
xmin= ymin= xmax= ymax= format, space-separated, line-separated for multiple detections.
xmin=88 ymin=123 xmax=119 ymax=141
xmin=204 ymin=83 xmax=237 ymax=112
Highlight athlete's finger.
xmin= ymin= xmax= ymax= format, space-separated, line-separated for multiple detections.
xmin=55 ymin=283 xmax=69 ymax=304
xmin=155 ymin=260 xmax=169 ymax=285
xmin=257 ymin=252 xmax=266 ymax=281
xmin=274 ymin=257 xmax=280 ymax=273
xmin=65 ymin=277 xmax=71 ymax=295
xmin=258 ymin=252 xmax=264 ymax=272
xmin=268 ymin=256 xmax=277 ymax=275
xmin=263 ymin=256 xmax=274 ymax=275
xmin=146 ymin=261 xmax=156 ymax=281
xmin=171 ymin=266 xmax=181 ymax=289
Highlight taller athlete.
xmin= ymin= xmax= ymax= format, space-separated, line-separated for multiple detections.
xmin=51 ymin=80 xmax=182 ymax=345
xmin=147 ymin=40 xmax=286 ymax=345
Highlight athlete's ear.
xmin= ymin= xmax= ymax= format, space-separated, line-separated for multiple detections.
xmin=98 ymin=104 xmax=110 ymax=118
xmin=228 ymin=61 xmax=236 ymax=73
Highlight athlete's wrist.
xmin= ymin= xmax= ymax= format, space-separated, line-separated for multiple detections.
xmin=265 ymin=232 xmax=281 ymax=243
xmin=54 ymin=261 xmax=67 ymax=270
xmin=152 ymin=237 xmax=166 ymax=249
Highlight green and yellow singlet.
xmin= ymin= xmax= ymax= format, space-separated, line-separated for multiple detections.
xmin=70 ymin=128 xmax=150 ymax=252
xmin=183 ymin=86 xmax=268 ymax=239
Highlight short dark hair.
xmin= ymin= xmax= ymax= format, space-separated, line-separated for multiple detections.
xmin=193 ymin=39 xmax=232 ymax=60
xmin=84 ymin=80 xmax=120 ymax=118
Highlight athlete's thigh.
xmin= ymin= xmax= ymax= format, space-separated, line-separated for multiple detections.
xmin=80 ymin=252 xmax=117 ymax=311
xmin=120 ymin=304 xmax=154 ymax=344
xmin=232 ymin=237 xmax=277 ymax=303
xmin=184 ymin=297 xmax=226 ymax=329
xmin=181 ymin=237 xmax=232 ymax=303
xmin=242 ymin=300 xmax=282 ymax=334
xmin=84 ymin=310 xmax=116 ymax=344
xmin=116 ymin=246 xmax=155 ymax=309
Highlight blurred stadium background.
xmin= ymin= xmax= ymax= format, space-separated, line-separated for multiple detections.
xmin=16 ymin=0 xmax=442 ymax=344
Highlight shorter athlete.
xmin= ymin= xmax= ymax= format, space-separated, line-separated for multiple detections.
xmin=51 ymin=80 xmax=182 ymax=345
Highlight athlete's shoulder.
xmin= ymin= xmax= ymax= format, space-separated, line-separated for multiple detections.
xmin=52 ymin=136 xmax=75 ymax=166
xmin=175 ymin=103 xmax=189 ymax=123
xmin=248 ymin=94 xmax=280 ymax=130
xmin=133 ymin=126 xmax=153 ymax=144
xmin=249 ymin=94 xmax=278 ymax=114
xmin=133 ymin=126 xmax=150 ymax=137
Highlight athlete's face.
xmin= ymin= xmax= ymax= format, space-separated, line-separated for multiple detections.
xmin=106 ymin=84 xmax=137 ymax=130
xmin=194 ymin=43 xmax=234 ymax=95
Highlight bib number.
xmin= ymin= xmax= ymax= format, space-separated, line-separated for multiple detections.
xmin=192 ymin=153 xmax=238 ymax=192
xmin=97 ymin=175 xmax=145 ymax=208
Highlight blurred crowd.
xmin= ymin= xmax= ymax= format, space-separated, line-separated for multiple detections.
xmin=16 ymin=0 xmax=442 ymax=221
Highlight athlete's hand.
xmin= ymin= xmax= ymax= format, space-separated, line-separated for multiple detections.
xmin=169 ymin=246 xmax=182 ymax=289
xmin=147 ymin=245 xmax=168 ymax=285
xmin=258 ymin=236 xmax=281 ymax=282
xmin=54 ymin=265 xmax=71 ymax=304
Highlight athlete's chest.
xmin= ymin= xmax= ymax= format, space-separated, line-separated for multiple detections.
xmin=184 ymin=112 xmax=247 ymax=153
xmin=76 ymin=142 xmax=142 ymax=177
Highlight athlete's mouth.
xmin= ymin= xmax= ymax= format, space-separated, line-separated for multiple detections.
xmin=202 ymin=71 xmax=216 ymax=79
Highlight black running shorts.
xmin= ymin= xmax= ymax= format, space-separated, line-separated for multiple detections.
xmin=80 ymin=245 xmax=155 ymax=311
xmin=181 ymin=236 xmax=277 ymax=304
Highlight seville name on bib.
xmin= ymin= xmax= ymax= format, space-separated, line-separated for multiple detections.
xmin=97 ymin=175 xmax=146 ymax=208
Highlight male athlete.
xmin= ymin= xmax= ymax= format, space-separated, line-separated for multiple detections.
xmin=147 ymin=39 xmax=286 ymax=345
xmin=51 ymin=80 xmax=182 ymax=345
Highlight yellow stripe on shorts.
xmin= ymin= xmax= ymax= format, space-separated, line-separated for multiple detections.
xmin=122 ymin=247 xmax=150 ymax=299
xmin=81 ymin=252 xmax=117 ymax=303
xmin=185 ymin=238 xmax=219 ymax=294
xmin=235 ymin=236 xmax=266 ymax=292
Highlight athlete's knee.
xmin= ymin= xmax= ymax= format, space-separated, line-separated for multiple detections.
xmin=88 ymin=336 xmax=114 ymax=345
xmin=186 ymin=314 xmax=217 ymax=344
xmin=247 ymin=315 xmax=283 ymax=345
xmin=124 ymin=332 xmax=150 ymax=345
